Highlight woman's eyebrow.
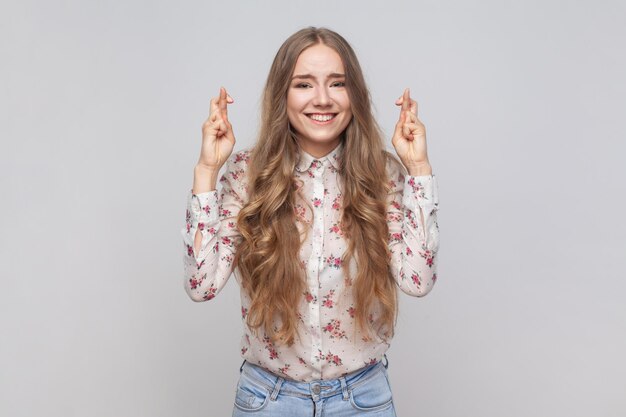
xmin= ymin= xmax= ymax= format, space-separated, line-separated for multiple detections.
xmin=291 ymin=73 xmax=346 ymax=81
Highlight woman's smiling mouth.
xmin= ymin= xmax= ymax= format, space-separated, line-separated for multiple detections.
xmin=306 ymin=113 xmax=337 ymax=124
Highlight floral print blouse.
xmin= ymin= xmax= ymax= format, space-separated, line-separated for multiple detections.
xmin=181 ymin=142 xmax=440 ymax=381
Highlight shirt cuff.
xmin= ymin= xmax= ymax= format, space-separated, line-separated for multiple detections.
xmin=402 ymin=175 xmax=439 ymax=215
xmin=188 ymin=189 xmax=219 ymax=224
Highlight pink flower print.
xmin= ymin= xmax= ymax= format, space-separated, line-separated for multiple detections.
xmin=325 ymin=351 xmax=343 ymax=366
xmin=347 ymin=306 xmax=356 ymax=318
xmin=323 ymin=188 xmax=329 ymax=196
xmin=241 ymin=347 xmax=248 ymax=355
xmin=227 ymin=221 xmax=235 ymax=229
xmin=196 ymin=259 xmax=205 ymax=270
xmin=323 ymin=319 xmax=346 ymax=339
xmin=387 ymin=212 xmax=402 ymax=222
xmin=278 ymin=364 xmax=291 ymax=375
xmin=389 ymin=232 xmax=402 ymax=242
xmin=411 ymin=272 xmax=421 ymax=286
xmin=198 ymin=222 xmax=205 ymax=231
xmin=406 ymin=247 xmax=413 ymax=256
xmin=221 ymin=236 xmax=232 ymax=246
xmin=366 ymin=358 xmax=377 ymax=366
xmin=322 ymin=290 xmax=335 ymax=308
xmin=294 ymin=204 xmax=309 ymax=223
xmin=234 ymin=151 xmax=249 ymax=164
xmin=186 ymin=209 xmax=191 ymax=223
xmin=186 ymin=222 xmax=191 ymax=233
xmin=420 ymin=248 xmax=434 ymax=267
xmin=212 ymin=241 xmax=219 ymax=253
xmin=263 ymin=336 xmax=279 ymax=360
xmin=312 ymin=197 xmax=322 ymax=208
xmin=432 ymin=273 xmax=438 ymax=283
xmin=186 ymin=244 xmax=194 ymax=257
xmin=304 ymin=291 xmax=317 ymax=304
xmin=406 ymin=210 xmax=419 ymax=230
xmin=241 ymin=307 xmax=248 ymax=319
xmin=298 ymin=357 xmax=307 ymax=365
xmin=325 ymin=255 xmax=342 ymax=269
xmin=408 ymin=177 xmax=423 ymax=193
xmin=329 ymin=223 xmax=344 ymax=237
xmin=390 ymin=200 xmax=401 ymax=210
xmin=316 ymin=349 xmax=342 ymax=366
xmin=202 ymin=283 xmax=216 ymax=300
xmin=221 ymin=254 xmax=233 ymax=266
xmin=220 ymin=208 xmax=231 ymax=217
xmin=229 ymin=169 xmax=244 ymax=181
xmin=188 ymin=274 xmax=202 ymax=289
xmin=203 ymin=205 xmax=210 ymax=215
xmin=332 ymin=195 xmax=342 ymax=210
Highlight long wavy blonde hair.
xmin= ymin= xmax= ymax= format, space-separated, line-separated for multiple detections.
xmin=235 ymin=27 xmax=401 ymax=346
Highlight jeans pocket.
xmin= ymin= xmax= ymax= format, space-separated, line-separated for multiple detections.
xmin=348 ymin=368 xmax=394 ymax=412
xmin=233 ymin=375 xmax=270 ymax=412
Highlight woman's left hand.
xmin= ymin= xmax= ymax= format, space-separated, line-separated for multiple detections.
xmin=391 ymin=88 xmax=432 ymax=175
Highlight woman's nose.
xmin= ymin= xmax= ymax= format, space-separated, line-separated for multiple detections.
xmin=313 ymin=87 xmax=331 ymax=106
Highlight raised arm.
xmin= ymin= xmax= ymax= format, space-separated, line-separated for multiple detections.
xmin=388 ymin=88 xmax=440 ymax=296
xmin=181 ymin=86 xmax=244 ymax=302
xmin=386 ymin=159 xmax=440 ymax=296
xmin=181 ymin=151 xmax=249 ymax=301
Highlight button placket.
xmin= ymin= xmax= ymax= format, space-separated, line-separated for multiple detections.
xmin=308 ymin=159 xmax=325 ymax=379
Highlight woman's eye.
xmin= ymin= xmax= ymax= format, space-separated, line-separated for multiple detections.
xmin=331 ymin=81 xmax=346 ymax=87
xmin=295 ymin=83 xmax=311 ymax=88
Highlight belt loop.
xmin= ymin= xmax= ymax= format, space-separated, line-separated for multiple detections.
xmin=270 ymin=377 xmax=284 ymax=401
xmin=239 ymin=359 xmax=246 ymax=373
xmin=339 ymin=376 xmax=349 ymax=401
xmin=382 ymin=354 xmax=389 ymax=369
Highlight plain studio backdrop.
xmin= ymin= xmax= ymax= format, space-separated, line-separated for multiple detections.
xmin=1 ymin=0 xmax=625 ymax=416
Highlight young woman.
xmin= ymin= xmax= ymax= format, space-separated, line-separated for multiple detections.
xmin=182 ymin=27 xmax=439 ymax=416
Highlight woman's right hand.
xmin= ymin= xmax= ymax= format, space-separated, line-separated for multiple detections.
xmin=198 ymin=87 xmax=235 ymax=171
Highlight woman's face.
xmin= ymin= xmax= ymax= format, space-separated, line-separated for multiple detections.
xmin=287 ymin=43 xmax=353 ymax=157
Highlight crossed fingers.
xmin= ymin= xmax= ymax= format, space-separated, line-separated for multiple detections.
xmin=209 ymin=87 xmax=234 ymax=123
xmin=395 ymin=88 xmax=422 ymax=141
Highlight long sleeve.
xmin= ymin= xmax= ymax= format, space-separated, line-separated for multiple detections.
xmin=181 ymin=151 xmax=249 ymax=302
xmin=386 ymin=160 xmax=440 ymax=297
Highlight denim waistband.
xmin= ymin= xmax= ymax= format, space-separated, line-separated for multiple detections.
xmin=238 ymin=355 xmax=389 ymax=401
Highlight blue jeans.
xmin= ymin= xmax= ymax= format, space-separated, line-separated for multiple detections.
xmin=232 ymin=355 xmax=397 ymax=416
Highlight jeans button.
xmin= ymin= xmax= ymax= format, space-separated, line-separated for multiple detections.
xmin=312 ymin=384 xmax=321 ymax=395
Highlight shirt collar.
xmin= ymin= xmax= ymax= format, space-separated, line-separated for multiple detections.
xmin=295 ymin=141 xmax=343 ymax=173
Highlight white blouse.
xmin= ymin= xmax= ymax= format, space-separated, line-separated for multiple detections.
xmin=181 ymin=142 xmax=440 ymax=381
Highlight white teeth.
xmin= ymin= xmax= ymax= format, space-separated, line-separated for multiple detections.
xmin=308 ymin=114 xmax=335 ymax=122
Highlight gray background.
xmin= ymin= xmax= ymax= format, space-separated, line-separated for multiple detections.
xmin=1 ymin=0 xmax=625 ymax=416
